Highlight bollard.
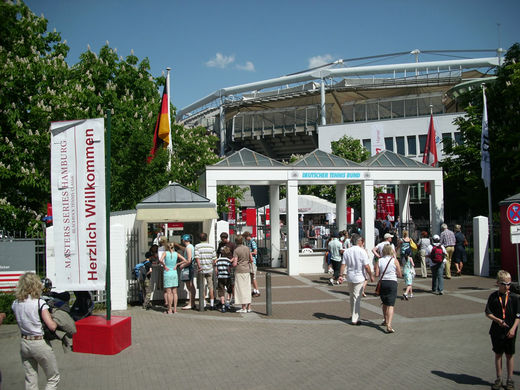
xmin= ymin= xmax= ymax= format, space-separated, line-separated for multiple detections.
xmin=266 ymin=272 xmax=272 ymax=316
xmin=198 ymin=272 xmax=205 ymax=312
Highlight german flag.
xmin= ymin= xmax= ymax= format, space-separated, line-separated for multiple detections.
xmin=148 ymin=73 xmax=171 ymax=163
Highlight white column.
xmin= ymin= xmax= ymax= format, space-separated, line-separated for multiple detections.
xmin=336 ymin=184 xmax=347 ymax=232
xmin=205 ymin=180 xmax=218 ymax=248
xmin=287 ymin=180 xmax=299 ymax=275
xmin=473 ymin=216 xmax=490 ymax=276
xmin=398 ymin=184 xmax=410 ymax=226
xmin=361 ymin=181 xmax=375 ymax=252
xmin=430 ymin=179 xmax=444 ymax=236
xmin=110 ymin=223 xmax=127 ymax=310
xmin=269 ymin=185 xmax=281 ymax=267
xmin=321 ymin=79 xmax=326 ymax=126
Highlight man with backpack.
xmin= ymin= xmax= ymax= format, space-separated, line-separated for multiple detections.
xmin=428 ymin=234 xmax=447 ymax=295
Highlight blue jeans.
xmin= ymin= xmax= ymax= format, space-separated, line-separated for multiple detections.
xmin=431 ymin=262 xmax=445 ymax=292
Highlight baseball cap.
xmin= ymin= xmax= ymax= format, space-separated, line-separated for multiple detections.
xmin=432 ymin=234 xmax=441 ymax=243
xmin=181 ymin=234 xmax=191 ymax=241
xmin=384 ymin=233 xmax=393 ymax=239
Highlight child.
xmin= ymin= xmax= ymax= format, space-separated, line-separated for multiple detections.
xmin=215 ymin=246 xmax=233 ymax=313
xmin=402 ymin=248 xmax=415 ymax=300
xmin=485 ymin=270 xmax=520 ymax=390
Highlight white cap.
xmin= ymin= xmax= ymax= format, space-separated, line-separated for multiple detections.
xmin=384 ymin=233 xmax=393 ymax=239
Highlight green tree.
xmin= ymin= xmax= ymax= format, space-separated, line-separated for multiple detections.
xmin=0 ymin=1 xmax=70 ymax=234
xmin=442 ymin=43 xmax=520 ymax=219
xmin=0 ymin=1 xmax=227 ymax=233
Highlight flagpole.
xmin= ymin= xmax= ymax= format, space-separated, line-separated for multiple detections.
xmin=482 ymin=84 xmax=495 ymax=270
xmin=166 ymin=67 xmax=172 ymax=172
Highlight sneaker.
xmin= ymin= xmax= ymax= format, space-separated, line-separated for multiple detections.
xmin=409 ymin=294 xmax=414 ymax=298
xmin=220 ymin=306 xmax=227 ymax=313
xmin=403 ymin=294 xmax=408 ymax=300
xmin=237 ymin=309 xmax=247 ymax=313
xmin=329 ymin=278 xmax=335 ymax=286
xmin=247 ymin=308 xmax=252 ymax=313
xmin=506 ymin=378 xmax=515 ymax=390
xmin=492 ymin=378 xmax=502 ymax=390
xmin=439 ymin=291 xmax=444 ymax=295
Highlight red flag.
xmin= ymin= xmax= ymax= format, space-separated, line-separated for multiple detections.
xmin=148 ymin=76 xmax=171 ymax=163
xmin=422 ymin=114 xmax=438 ymax=193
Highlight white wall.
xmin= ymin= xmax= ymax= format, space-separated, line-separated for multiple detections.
xmin=318 ymin=114 xmax=462 ymax=159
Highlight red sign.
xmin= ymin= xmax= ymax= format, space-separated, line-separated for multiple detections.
xmin=167 ymin=222 xmax=184 ymax=230
xmin=376 ymin=193 xmax=395 ymax=221
xmin=507 ymin=203 xmax=520 ymax=225
xmin=346 ymin=207 xmax=353 ymax=225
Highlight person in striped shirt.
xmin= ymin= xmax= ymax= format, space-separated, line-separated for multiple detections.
xmin=215 ymin=246 xmax=233 ymax=313
xmin=195 ymin=232 xmax=217 ymax=310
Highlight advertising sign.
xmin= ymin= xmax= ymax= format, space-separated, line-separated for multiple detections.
xmin=371 ymin=124 xmax=385 ymax=155
xmin=376 ymin=193 xmax=395 ymax=222
xmin=227 ymin=197 xmax=236 ymax=224
xmin=50 ymin=118 xmax=106 ymax=290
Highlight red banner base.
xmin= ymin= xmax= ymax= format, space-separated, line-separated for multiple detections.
xmin=73 ymin=315 xmax=131 ymax=355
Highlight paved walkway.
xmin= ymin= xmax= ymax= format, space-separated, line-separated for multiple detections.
xmin=0 ymin=271 xmax=513 ymax=389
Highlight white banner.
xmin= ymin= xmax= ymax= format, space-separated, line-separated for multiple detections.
xmin=50 ymin=118 xmax=106 ymax=290
xmin=371 ymin=124 xmax=385 ymax=155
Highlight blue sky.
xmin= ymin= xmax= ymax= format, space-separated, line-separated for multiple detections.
xmin=25 ymin=0 xmax=519 ymax=112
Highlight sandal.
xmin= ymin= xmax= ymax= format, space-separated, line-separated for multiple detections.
xmin=381 ymin=321 xmax=387 ymax=326
xmin=386 ymin=327 xmax=395 ymax=333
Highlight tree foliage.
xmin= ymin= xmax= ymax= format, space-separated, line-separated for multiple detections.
xmin=0 ymin=1 xmax=226 ymax=233
xmin=442 ymin=43 xmax=520 ymax=219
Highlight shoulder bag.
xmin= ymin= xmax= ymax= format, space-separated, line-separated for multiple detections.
xmin=375 ymin=257 xmax=393 ymax=296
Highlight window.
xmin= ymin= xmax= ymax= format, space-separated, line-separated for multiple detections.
xmin=454 ymin=132 xmax=462 ymax=145
xmin=407 ymin=136 xmax=417 ymax=155
xmin=354 ymin=104 xmax=365 ymax=122
xmin=362 ymin=139 xmax=371 ymax=152
xmin=419 ymin=134 xmax=427 ymax=154
xmin=396 ymin=136 xmax=405 ymax=155
xmin=384 ymin=137 xmax=394 ymax=152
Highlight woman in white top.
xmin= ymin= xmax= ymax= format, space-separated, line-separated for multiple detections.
xmin=374 ymin=244 xmax=402 ymax=334
xmin=11 ymin=272 xmax=60 ymax=389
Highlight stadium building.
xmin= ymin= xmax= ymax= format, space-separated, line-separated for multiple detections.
xmin=178 ymin=50 xmax=501 ymax=217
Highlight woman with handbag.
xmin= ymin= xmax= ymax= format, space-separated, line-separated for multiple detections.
xmin=11 ymin=272 xmax=60 ymax=389
xmin=374 ymin=244 xmax=402 ymax=333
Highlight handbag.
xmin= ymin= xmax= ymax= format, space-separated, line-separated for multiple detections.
xmin=375 ymin=257 xmax=393 ymax=296
xmin=410 ymin=239 xmax=418 ymax=251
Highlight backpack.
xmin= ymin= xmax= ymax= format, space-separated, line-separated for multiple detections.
xmin=430 ymin=245 xmax=444 ymax=263
xmin=400 ymin=241 xmax=411 ymax=256
xmin=133 ymin=261 xmax=150 ymax=281
xmin=309 ymin=228 xmax=316 ymax=238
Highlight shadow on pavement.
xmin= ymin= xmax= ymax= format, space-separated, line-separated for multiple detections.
xmin=431 ymin=370 xmax=492 ymax=386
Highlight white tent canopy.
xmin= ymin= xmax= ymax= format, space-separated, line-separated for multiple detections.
xmin=259 ymin=195 xmax=337 ymax=216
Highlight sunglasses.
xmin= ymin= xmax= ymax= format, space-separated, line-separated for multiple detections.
xmin=499 ymin=282 xmax=511 ymax=286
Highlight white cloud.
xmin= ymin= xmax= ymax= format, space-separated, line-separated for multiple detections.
xmin=308 ymin=54 xmax=333 ymax=69
xmin=206 ymin=53 xmax=235 ymax=68
xmin=236 ymin=61 xmax=255 ymax=72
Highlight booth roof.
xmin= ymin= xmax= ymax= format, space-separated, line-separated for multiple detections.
xmin=136 ymin=182 xmax=218 ymax=222
xmin=290 ymin=149 xmax=360 ymax=167
xmin=361 ymin=150 xmax=434 ymax=168
xmin=499 ymin=193 xmax=520 ymax=206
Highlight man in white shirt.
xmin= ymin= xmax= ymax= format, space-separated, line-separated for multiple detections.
xmin=341 ymin=234 xmax=374 ymax=325
xmin=372 ymin=232 xmax=396 ymax=259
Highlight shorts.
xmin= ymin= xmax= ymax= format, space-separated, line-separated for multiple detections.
xmin=180 ymin=265 xmax=194 ymax=282
xmin=217 ymin=278 xmax=232 ymax=297
xmin=202 ymin=273 xmax=214 ymax=291
xmin=250 ymin=263 xmax=257 ymax=280
xmin=491 ymin=332 xmax=517 ymax=355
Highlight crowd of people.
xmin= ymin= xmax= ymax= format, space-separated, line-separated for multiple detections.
xmin=322 ymin=222 xmax=470 ymax=334
xmin=137 ymin=230 xmax=261 ymax=314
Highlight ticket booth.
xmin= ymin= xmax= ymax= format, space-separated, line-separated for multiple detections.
xmin=135 ymin=182 xmax=218 ymax=301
